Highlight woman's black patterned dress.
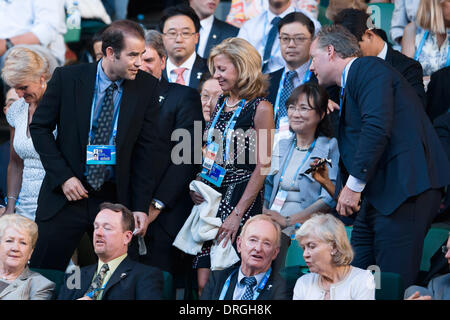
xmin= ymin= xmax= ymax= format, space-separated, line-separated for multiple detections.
xmin=193 ymin=95 xmax=266 ymax=268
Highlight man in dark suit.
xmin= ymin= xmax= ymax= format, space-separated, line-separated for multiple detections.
xmin=135 ymin=29 xmax=203 ymax=275
xmin=29 ymin=20 xmax=168 ymax=271
xmin=334 ymin=8 xmax=426 ymax=106
xmin=189 ymin=0 xmax=239 ymax=59
xmin=160 ymin=5 xmax=209 ymax=89
xmin=309 ymin=25 xmax=450 ymax=289
xmin=201 ymin=215 xmax=292 ymax=300
xmin=427 ymin=66 xmax=450 ymax=122
xmin=58 ymin=203 xmax=163 ymax=300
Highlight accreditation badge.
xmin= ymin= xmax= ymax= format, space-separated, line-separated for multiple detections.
xmin=86 ymin=145 xmax=116 ymax=165
xmin=200 ymin=163 xmax=226 ymax=188
xmin=270 ymin=190 xmax=288 ymax=212
xmin=202 ymin=142 xmax=219 ymax=171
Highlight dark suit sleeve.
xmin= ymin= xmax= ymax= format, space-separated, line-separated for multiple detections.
xmin=401 ymin=60 xmax=426 ymax=107
xmin=200 ymin=271 xmax=220 ymax=300
xmin=30 ymin=67 xmax=75 ymax=190
xmin=136 ymin=266 xmax=164 ymax=300
xmin=130 ymin=80 xmax=167 ymax=212
xmin=154 ymin=88 xmax=203 ymax=208
xmin=347 ymin=61 xmax=394 ymax=182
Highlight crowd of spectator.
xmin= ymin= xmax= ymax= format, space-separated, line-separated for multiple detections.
xmin=0 ymin=0 xmax=449 ymax=302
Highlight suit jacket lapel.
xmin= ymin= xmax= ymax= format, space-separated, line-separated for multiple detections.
xmin=0 ymin=268 xmax=33 ymax=298
xmin=75 ymin=63 xmax=97 ymax=151
xmin=190 ymin=56 xmax=204 ymax=89
xmin=204 ymin=18 xmax=220 ymax=57
xmin=102 ymin=257 xmax=133 ymax=298
xmin=159 ymin=77 xmax=170 ymax=107
xmin=385 ymin=45 xmax=393 ymax=65
xmin=115 ymin=78 xmax=139 ymax=154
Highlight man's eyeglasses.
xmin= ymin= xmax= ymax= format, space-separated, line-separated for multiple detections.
xmin=287 ymin=104 xmax=315 ymax=114
xmin=201 ymin=93 xmax=219 ymax=105
xmin=245 ymin=237 xmax=274 ymax=250
xmin=163 ymin=31 xmax=196 ymax=39
xmin=279 ymin=36 xmax=311 ymax=45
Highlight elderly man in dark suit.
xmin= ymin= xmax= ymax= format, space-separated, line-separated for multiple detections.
xmin=200 ymin=214 xmax=292 ymax=300
xmin=189 ymin=0 xmax=239 ymax=59
xmin=29 ymin=20 xmax=168 ymax=271
xmin=309 ymin=24 xmax=450 ymax=289
xmin=135 ymin=29 xmax=203 ymax=276
xmin=334 ymin=8 xmax=426 ymax=106
xmin=58 ymin=203 xmax=163 ymax=300
xmin=160 ymin=5 xmax=209 ymax=89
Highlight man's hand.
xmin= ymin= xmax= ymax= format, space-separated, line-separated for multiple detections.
xmin=327 ymin=99 xmax=340 ymax=114
xmin=406 ymin=291 xmax=432 ymax=300
xmin=147 ymin=205 xmax=161 ymax=225
xmin=263 ymin=208 xmax=287 ymax=228
xmin=132 ymin=211 xmax=148 ymax=237
xmin=336 ymin=186 xmax=361 ymax=216
xmin=62 ymin=177 xmax=88 ymax=201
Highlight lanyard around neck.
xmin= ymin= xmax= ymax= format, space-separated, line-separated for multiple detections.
xmin=279 ymin=138 xmax=316 ymax=187
xmin=88 ymin=69 xmax=121 ymax=145
xmin=219 ymin=268 xmax=272 ymax=300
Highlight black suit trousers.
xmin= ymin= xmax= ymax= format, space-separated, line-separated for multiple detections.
xmin=30 ymin=182 xmax=117 ymax=271
xmin=350 ymin=188 xmax=442 ymax=289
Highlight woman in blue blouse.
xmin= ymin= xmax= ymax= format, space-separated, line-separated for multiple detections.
xmin=263 ymin=82 xmax=340 ymax=271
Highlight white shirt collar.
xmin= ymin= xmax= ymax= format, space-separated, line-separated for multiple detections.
xmin=200 ymin=14 xmax=214 ymax=30
xmin=267 ymin=5 xmax=295 ymax=24
xmin=237 ymin=267 xmax=268 ymax=289
xmin=341 ymin=57 xmax=358 ymax=88
xmin=166 ymin=51 xmax=197 ymax=75
xmin=377 ymin=42 xmax=388 ymax=60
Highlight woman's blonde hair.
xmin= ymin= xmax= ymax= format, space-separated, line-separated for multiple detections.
xmin=1 ymin=47 xmax=51 ymax=88
xmin=208 ymin=37 xmax=269 ymax=101
xmin=326 ymin=0 xmax=368 ymax=21
xmin=296 ymin=214 xmax=353 ymax=266
xmin=417 ymin=0 xmax=447 ymax=34
xmin=0 ymin=214 xmax=39 ymax=249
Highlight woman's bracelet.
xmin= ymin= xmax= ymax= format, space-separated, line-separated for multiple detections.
xmin=234 ymin=207 xmax=241 ymax=217
xmin=7 ymin=196 xmax=17 ymax=201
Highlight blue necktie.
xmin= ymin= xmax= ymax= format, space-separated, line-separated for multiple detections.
xmin=276 ymin=70 xmax=296 ymax=129
xmin=87 ymin=83 xmax=117 ymax=190
xmin=240 ymin=276 xmax=257 ymax=300
xmin=262 ymin=16 xmax=281 ymax=73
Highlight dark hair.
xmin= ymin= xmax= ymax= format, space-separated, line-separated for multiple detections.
xmin=159 ymin=4 xmax=201 ymax=33
xmin=278 ymin=12 xmax=315 ymax=37
xmin=286 ymin=82 xmax=333 ymax=138
xmin=101 ymin=20 xmax=145 ymax=58
xmin=98 ymin=202 xmax=135 ymax=232
xmin=334 ymin=8 xmax=370 ymax=41
xmin=197 ymin=71 xmax=212 ymax=93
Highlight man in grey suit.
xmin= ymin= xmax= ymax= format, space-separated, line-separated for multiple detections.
xmin=405 ymin=234 xmax=450 ymax=300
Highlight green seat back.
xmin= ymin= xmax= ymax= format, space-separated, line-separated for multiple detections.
xmin=318 ymin=5 xmax=332 ymax=26
xmin=30 ymin=268 xmax=65 ymax=299
xmin=367 ymin=3 xmax=395 ymax=44
xmin=375 ymin=272 xmax=404 ymax=300
xmin=420 ymin=227 xmax=450 ymax=271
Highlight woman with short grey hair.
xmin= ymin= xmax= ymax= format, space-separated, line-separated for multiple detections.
xmin=293 ymin=214 xmax=375 ymax=300
xmin=0 ymin=214 xmax=55 ymax=300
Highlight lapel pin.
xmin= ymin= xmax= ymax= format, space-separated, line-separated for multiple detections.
xmin=197 ymin=72 xmax=203 ymax=80
xmin=120 ymin=273 xmax=127 ymax=279
xmin=267 ymin=285 xmax=272 ymax=290
xmin=212 ymin=34 xmax=217 ymax=39
xmin=159 ymin=96 xmax=165 ymax=103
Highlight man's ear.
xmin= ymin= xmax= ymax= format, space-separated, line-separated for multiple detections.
xmin=124 ymin=230 xmax=133 ymax=245
xmin=236 ymin=236 xmax=242 ymax=254
xmin=105 ymin=46 xmax=116 ymax=60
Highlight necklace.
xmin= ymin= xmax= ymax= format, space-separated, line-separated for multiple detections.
xmin=295 ymin=143 xmax=311 ymax=151
xmin=225 ymin=97 xmax=240 ymax=108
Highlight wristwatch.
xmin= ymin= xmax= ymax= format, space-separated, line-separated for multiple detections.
xmin=5 ymin=38 xmax=14 ymax=51
xmin=151 ymin=199 xmax=164 ymax=210
xmin=285 ymin=216 xmax=291 ymax=227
